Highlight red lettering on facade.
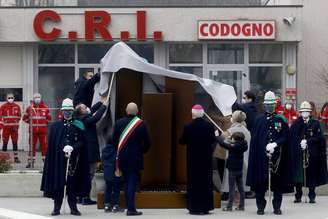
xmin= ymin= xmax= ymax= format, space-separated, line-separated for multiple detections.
xmin=231 ymin=23 xmax=241 ymax=36
xmin=242 ymin=23 xmax=251 ymax=36
xmin=85 ymin=11 xmax=112 ymax=41
xmin=252 ymin=23 xmax=262 ymax=36
xmin=200 ymin=23 xmax=209 ymax=36
xmin=137 ymin=11 xmax=146 ymax=41
xmin=263 ymin=23 xmax=274 ymax=36
xmin=33 ymin=10 xmax=61 ymax=41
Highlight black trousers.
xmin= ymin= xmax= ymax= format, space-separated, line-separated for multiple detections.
xmin=53 ymin=176 xmax=78 ymax=212
xmin=105 ymin=180 xmax=121 ymax=205
xmin=123 ymin=171 xmax=138 ymax=211
xmin=295 ymin=183 xmax=316 ymax=200
xmin=255 ymin=184 xmax=282 ymax=211
xmin=227 ymin=171 xmax=245 ymax=208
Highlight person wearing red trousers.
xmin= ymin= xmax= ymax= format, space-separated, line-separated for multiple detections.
xmin=23 ymin=93 xmax=51 ymax=168
xmin=0 ymin=93 xmax=21 ymax=163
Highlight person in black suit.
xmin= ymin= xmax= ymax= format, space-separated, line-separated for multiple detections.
xmin=75 ymin=96 xmax=108 ymax=205
xmin=112 ymin=102 xmax=151 ymax=216
xmin=73 ymin=71 xmax=100 ymax=108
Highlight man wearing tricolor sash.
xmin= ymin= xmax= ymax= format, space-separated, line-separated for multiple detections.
xmin=112 ymin=102 xmax=151 ymax=216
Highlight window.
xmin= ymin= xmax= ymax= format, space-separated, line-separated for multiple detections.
xmin=249 ymin=44 xmax=283 ymax=64
xmin=169 ymin=44 xmax=202 ymax=63
xmin=78 ymin=43 xmax=154 ymax=64
xmin=249 ymin=67 xmax=283 ymax=100
xmin=0 ymin=88 xmax=23 ymax=101
xmin=78 ymin=44 xmax=112 ymax=64
xmin=208 ymin=44 xmax=244 ymax=64
xmin=39 ymin=44 xmax=75 ymax=64
xmin=169 ymin=66 xmax=203 ymax=78
xmin=38 ymin=67 xmax=75 ymax=111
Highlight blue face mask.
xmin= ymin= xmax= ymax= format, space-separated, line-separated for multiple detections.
xmin=63 ymin=111 xmax=73 ymax=120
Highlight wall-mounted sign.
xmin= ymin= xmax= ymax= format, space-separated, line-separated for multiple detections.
xmin=33 ymin=10 xmax=163 ymax=42
xmin=198 ymin=20 xmax=275 ymax=40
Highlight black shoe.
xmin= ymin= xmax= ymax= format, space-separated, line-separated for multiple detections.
xmin=222 ymin=207 xmax=232 ymax=211
xmin=26 ymin=163 xmax=32 ymax=168
xmin=71 ymin=209 xmax=81 ymax=216
xmin=202 ymin=211 xmax=209 ymax=215
xmin=14 ymin=157 xmax=21 ymax=163
xmin=51 ymin=210 xmax=60 ymax=216
xmin=257 ymin=209 xmax=265 ymax=215
xmin=294 ymin=198 xmax=302 ymax=203
xmin=82 ymin=197 xmax=97 ymax=205
xmin=104 ymin=204 xmax=112 ymax=213
xmin=112 ymin=205 xmax=125 ymax=213
xmin=189 ymin=211 xmax=205 ymax=215
xmin=245 ymin=191 xmax=256 ymax=199
xmin=309 ymin=199 xmax=316 ymax=204
xmin=274 ymin=209 xmax=282 ymax=215
xmin=127 ymin=210 xmax=143 ymax=216
xmin=221 ymin=192 xmax=229 ymax=201
xmin=235 ymin=206 xmax=245 ymax=211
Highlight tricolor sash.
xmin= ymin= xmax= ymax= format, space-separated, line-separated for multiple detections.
xmin=115 ymin=116 xmax=143 ymax=176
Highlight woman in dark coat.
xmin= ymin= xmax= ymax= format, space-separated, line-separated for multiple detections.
xmin=179 ymin=104 xmax=216 ymax=215
xmin=290 ymin=101 xmax=328 ymax=203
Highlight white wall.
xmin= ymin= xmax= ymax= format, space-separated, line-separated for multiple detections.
xmin=0 ymin=45 xmax=22 ymax=86
xmin=298 ymin=0 xmax=328 ymax=108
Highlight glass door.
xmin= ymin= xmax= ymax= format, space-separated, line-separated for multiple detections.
xmin=207 ymin=68 xmax=245 ymax=101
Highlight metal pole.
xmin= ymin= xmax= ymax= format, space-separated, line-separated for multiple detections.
xmin=303 ymin=150 xmax=308 ymax=203
xmin=106 ymin=72 xmax=115 ymax=103
xmin=63 ymin=155 xmax=70 ymax=214
xmin=203 ymin=112 xmax=224 ymax=133
xmin=267 ymin=153 xmax=272 ymax=211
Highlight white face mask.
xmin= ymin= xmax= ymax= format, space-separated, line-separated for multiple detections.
xmin=34 ymin=98 xmax=41 ymax=104
xmin=301 ymin=111 xmax=310 ymax=119
xmin=7 ymin=98 xmax=14 ymax=103
xmin=285 ymin=104 xmax=292 ymax=110
xmin=241 ymin=99 xmax=247 ymax=104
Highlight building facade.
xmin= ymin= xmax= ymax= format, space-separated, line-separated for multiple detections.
xmin=0 ymin=3 xmax=310 ymax=150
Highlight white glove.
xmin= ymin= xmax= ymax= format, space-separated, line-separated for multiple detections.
xmin=63 ymin=145 xmax=73 ymax=157
xmin=300 ymin=139 xmax=307 ymax=150
xmin=266 ymin=142 xmax=278 ymax=154
xmin=215 ymin=130 xmax=220 ymax=137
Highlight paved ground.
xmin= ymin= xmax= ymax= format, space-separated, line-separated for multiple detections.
xmin=0 ymin=196 xmax=328 ymax=219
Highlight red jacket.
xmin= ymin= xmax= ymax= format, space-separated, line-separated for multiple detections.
xmin=321 ymin=105 xmax=328 ymax=126
xmin=0 ymin=102 xmax=21 ymax=128
xmin=275 ymin=105 xmax=285 ymax=115
xmin=23 ymin=102 xmax=51 ymax=133
xmin=283 ymin=108 xmax=298 ymax=126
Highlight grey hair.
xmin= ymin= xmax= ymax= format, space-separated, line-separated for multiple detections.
xmin=231 ymin=110 xmax=247 ymax=123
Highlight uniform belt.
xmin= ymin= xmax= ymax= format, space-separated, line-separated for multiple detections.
xmin=32 ymin=116 xmax=47 ymax=119
xmin=3 ymin=123 xmax=19 ymax=126
xmin=2 ymin=116 xmax=20 ymax=119
xmin=31 ymin=124 xmax=47 ymax=127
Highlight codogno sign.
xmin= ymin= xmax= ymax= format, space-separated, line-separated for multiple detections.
xmin=198 ymin=20 xmax=275 ymax=40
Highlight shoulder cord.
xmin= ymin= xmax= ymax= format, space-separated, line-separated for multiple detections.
xmin=271 ymin=146 xmax=282 ymax=174
xmin=68 ymin=155 xmax=80 ymax=176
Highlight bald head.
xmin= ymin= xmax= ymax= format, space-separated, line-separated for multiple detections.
xmin=126 ymin=102 xmax=138 ymax=116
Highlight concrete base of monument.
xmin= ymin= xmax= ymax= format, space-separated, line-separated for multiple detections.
xmin=97 ymin=191 xmax=221 ymax=209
